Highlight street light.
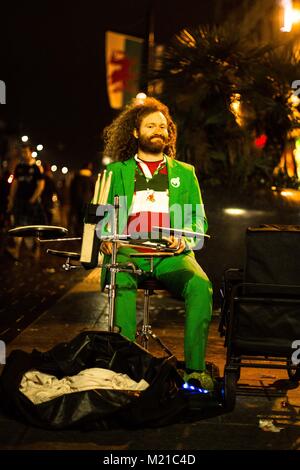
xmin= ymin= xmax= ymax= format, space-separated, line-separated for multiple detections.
xmin=31 ymin=151 xmax=38 ymax=158
xmin=21 ymin=135 xmax=29 ymax=142
xmin=223 ymin=208 xmax=247 ymax=216
xmin=135 ymin=92 xmax=147 ymax=105
xmin=61 ymin=166 xmax=68 ymax=174
xmin=280 ymin=0 xmax=300 ymax=32
xmin=102 ymin=156 xmax=112 ymax=166
xmin=37 ymin=144 xmax=43 ymax=151
xmin=230 ymin=93 xmax=242 ymax=126
xmin=51 ymin=165 xmax=57 ymax=172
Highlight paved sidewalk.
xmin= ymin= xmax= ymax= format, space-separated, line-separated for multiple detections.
xmin=0 ymin=238 xmax=88 ymax=343
xmin=0 ymin=268 xmax=299 ymax=451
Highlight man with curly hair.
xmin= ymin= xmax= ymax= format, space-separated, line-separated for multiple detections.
xmin=100 ymin=97 xmax=213 ymax=391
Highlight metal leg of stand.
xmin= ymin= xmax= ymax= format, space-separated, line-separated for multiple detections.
xmin=107 ymin=196 xmax=119 ymax=332
xmin=107 ymin=281 xmax=116 ymax=332
xmin=140 ymin=257 xmax=154 ymax=348
xmin=140 ymin=287 xmax=173 ymax=356
xmin=107 ymin=246 xmax=117 ymax=332
xmin=141 ymin=288 xmax=151 ymax=349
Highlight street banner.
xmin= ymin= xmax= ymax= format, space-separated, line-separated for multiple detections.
xmin=105 ymin=31 xmax=143 ymax=109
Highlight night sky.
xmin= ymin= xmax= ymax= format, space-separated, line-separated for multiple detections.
xmin=0 ymin=0 xmax=234 ymax=169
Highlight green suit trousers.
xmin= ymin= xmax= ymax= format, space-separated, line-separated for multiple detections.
xmin=113 ymin=247 xmax=213 ymax=371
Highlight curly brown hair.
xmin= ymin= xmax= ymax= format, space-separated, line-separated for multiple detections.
xmin=103 ymin=97 xmax=177 ymax=161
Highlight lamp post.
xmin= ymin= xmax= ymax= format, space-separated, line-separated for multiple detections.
xmin=280 ymin=0 xmax=300 ymax=32
xmin=140 ymin=2 xmax=155 ymax=94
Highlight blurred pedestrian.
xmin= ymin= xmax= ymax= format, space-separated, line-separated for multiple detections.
xmin=69 ymin=162 xmax=94 ymax=235
xmin=41 ymin=162 xmax=58 ymax=224
xmin=0 ymin=168 xmax=11 ymax=231
xmin=6 ymin=144 xmax=46 ymax=260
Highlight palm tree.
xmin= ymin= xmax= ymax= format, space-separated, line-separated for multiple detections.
xmin=151 ymin=24 xmax=300 ymax=190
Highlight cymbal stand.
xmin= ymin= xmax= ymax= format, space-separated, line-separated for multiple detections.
xmin=105 ymin=196 xmax=144 ymax=332
xmin=141 ymin=258 xmax=154 ymax=348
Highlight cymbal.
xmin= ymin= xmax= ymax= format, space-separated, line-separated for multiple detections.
xmin=8 ymin=225 xmax=68 ymax=239
xmin=46 ymin=249 xmax=80 ymax=260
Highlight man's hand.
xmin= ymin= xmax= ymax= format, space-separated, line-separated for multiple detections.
xmin=165 ymin=236 xmax=185 ymax=254
xmin=100 ymin=241 xmax=113 ymax=255
xmin=100 ymin=241 xmax=121 ymax=255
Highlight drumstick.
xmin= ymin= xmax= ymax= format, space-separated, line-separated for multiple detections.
xmin=153 ymin=226 xmax=211 ymax=238
xmin=101 ymin=170 xmax=112 ymax=204
xmin=92 ymin=173 xmax=101 ymax=205
xmin=98 ymin=170 xmax=107 ymax=204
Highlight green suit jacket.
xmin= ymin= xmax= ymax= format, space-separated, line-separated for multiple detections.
xmin=100 ymin=156 xmax=207 ymax=289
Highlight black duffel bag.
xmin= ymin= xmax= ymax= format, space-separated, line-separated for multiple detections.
xmin=0 ymin=331 xmax=187 ymax=430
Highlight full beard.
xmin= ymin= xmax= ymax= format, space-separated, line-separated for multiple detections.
xmin=138 ymin=135 xmax=167 ymax=154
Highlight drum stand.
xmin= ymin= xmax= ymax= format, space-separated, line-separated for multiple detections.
xmin=104 ymin=197 xmax=175 ymax=355
xmin=9 ymin=199 xmax=174 ymax=356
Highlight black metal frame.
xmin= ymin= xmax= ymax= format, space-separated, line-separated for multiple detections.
xmin=220 ymin=268 xmax=300 ymax=411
